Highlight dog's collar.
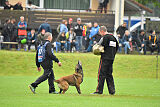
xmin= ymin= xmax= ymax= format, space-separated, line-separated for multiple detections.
xmin=73 ymin=73 xmax=82 ymax=77
xmin=73 ymin=73 xmax=83 ymax=83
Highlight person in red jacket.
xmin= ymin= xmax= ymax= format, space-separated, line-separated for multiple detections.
xmin=17 ymin=16 xmax=27 ymax=51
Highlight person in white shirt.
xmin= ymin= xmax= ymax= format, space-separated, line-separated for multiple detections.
xmin=26 ymin=1 xmax=39 ymax=11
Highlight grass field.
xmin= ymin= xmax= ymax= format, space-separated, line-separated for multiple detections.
xmin=0 ymin=50 xmax=160 ymax=107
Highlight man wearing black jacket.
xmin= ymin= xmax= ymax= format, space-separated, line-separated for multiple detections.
xmin=3 ymin=0 xmax=12 ymax=10
xmin=2 ymin=18 xmax=12 ymax=49
xmin=74 ymin=18 xmax=83 ymax=52
xmin=13 ymin=2 xmax=23 ymax=10
xmin=29 ymin=32 xmax=62 ymax=94
xmin=92 ymin=26 xmax=119 ymax=95
xmin=137 ymin=30 xmax=147 ymax=55
xmin=116 ymin=22 xmax=128 ymax=52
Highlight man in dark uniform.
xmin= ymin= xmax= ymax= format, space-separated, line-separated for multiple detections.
xmin=92 ymin=26 xmax=119 ymax=95
xmin=29 ymin=32 xmax=62 ymax=94
xmin=116 ymin=22 xmax=128 ymax=53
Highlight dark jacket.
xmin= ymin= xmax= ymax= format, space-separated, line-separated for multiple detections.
xmin=74 ymin=23 xmax=83 ymax=36
xmin=67 ymin=23 xmax=73 ymax=31
xmin=103 ymin=0 xmax=109 ymax=6
xmin=116 ymin=25 xmax=128 ymax=39
xmin=138 ymin=34 xmax=147 ymax=44
xmin=86 ymin=27 xmax=92 ymax=39
xmin=36 ymin=40 xmax=59 ymax=69
xmin=148 ymin=34 xmax=157 ymax=45
xmin=101 ymin=34 xmax=119 ymax=60
xmin=2 ymin=23 xmax=12 ymax=39
xmin=37 ymin=33 xmax=45 ymax=44
xmin=10 ymin=23 xmax=17 ymax=41
xmin=59 ymin=36 xmax=66 ymax=42
xmin=27 ymin=32 xmax=36 ymax=41
xmin=13 ymin=4 xmax=23 ymax=10
xmin=4 ymin=4 xmax=12 ymax=9
xmin=38 ymin=23 xmax=52 ymax=34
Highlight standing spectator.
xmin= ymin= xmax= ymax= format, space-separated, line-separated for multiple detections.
xmin=2 ymin=18 xmax=11 ymax=49
xmin=27 ymin=29 xmax=37 ymax=51
xmin=82 ymin=24 xmax=87 ymax=50
xmin=137 ymin=30 xmax=147 ymax=55
xmin=10 ymin=18 xmax=18 ymax=49
xmin=60 ymin=20 xmax=68 ymax=34
xmin=91 ymin=26 xmax=119 ymax=95
xmin=85 ymin=22 xmax=92 ymax=50
xmin=66 ymin=28 xmax=78 ymax=52
xmin=37 ymin=29 xmax=45 ymax=45
xmin=67 ymin=18 xmax=73 ymax=31
xmin=17 ymin=16 xmax=27 ymax=51
xmin=148 ymin=30 xmax=158 ymax=55
xmin=66 ymin=18 xmax=73 ymax=51
xmin=86 ymin=22 xmax=100 ymax=52
xmin=38 ymin=19 xmax=52 ymax=34
xmin=28 ymin=32 xmax=62 ymax=94
xmin=122 ymin=30 xmax=132 ymax=54
xmin=57 ymin=20 xmax=68 ymax=52
xmin=74 ymin=18 xmax=83 ymax=52
xmin=97 ymin=0 xmax=109 ymax=13
xmin=116 ymin=22 xmax=128 ymax=53
xmin=3 ymin=0 xmax=12 ymax=10
xmin=56 ymin=32 xmax=67 ymax=52
xmin=13 ymin=2 xmax=23 ymax=10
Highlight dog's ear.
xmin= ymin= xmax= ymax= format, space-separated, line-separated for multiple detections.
xmin=78 ymin=60 xmax=82 ymax=69
xmin=78 ymin=60 xmax=82 ymax=65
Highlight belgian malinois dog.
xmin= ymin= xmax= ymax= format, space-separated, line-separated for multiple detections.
xmin=54 ymin=61 xmax=83 ymax=94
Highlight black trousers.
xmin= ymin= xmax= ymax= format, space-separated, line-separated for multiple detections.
xmin=27 ymin=41 xmax=38 ymax=50
xmin=148 ymin=45 xmax=158 ymax=53
xmin=96 ymin=59 xmax=115 ymax=94
xmin=31 ymin=68 xmax=55 ymax=93
xmin=158 ymin=43 xmax=160 ymax=53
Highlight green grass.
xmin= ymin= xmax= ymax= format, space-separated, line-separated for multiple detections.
xmin=0 ymin=50 xmax=160 ymax=107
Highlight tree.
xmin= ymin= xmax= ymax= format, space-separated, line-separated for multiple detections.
xmin=135 ymin=0 xmax=160 ymax=8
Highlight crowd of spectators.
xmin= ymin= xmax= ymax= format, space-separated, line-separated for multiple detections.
xmin=1 ymin=14 xmax=160 ymax=55
xmin=4 ymin=0 xmax=23 ymax=10
xmin=3 ymin=0 xmax=39 ymax=11
xmin=1 ymin=0 xmax=160 ymax=55
xmin=1 ymin=15 xmax=101 ymax=53
xmin=54 ymin=18 xmax=102 ymax=53
xmin=116 ymin=22 xmax=160 ymax=55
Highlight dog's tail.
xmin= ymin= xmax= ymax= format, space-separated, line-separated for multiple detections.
xmin=54 ymin=80 xmax=60 ymax=83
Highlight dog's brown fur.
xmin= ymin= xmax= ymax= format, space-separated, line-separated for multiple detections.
xmin=54 ymin=61 xmax=83 ymax=94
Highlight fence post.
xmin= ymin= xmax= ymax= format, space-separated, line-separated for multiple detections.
xmin=156 ymin=55 xmax=159 ymax=79
xmin=0 ymin=36 xmax=4 ymax=50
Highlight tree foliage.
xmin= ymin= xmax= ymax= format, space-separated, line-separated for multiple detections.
xmin=135 ymin=0 xmax=160 ymax=8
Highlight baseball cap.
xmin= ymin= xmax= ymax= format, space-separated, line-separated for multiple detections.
xmin=77 ymin=18 xmax=81 ymax=21
xmin=69 ymin=18 xmax=73 ymax=21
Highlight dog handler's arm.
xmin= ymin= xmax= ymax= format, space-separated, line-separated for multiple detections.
xmin=115 ymin=38 xmax=119 ymax=52
xmin=97 ymin=37 xmax=103 ymax=45
xmin=46 ymin=43 xmax=62 ymax=66
xmin=36 ymin=50 xmax=41 ymax=71
xmin=58 ymin=62 xmax=62 ymax=66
